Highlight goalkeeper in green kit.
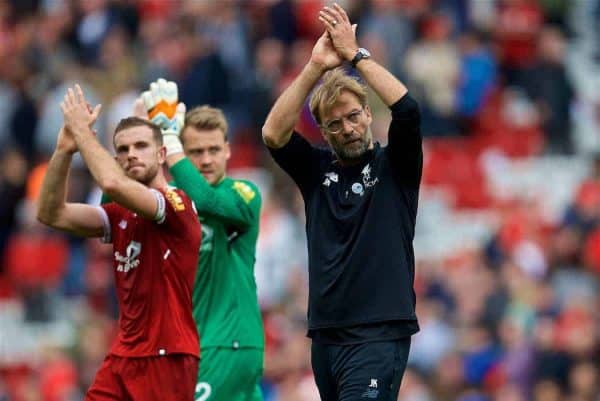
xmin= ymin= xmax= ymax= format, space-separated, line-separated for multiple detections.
xmin=139 ymin=79 xmax=265 ymax=401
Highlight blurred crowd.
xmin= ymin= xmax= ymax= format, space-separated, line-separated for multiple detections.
xmin=0 ymin=0 xmax=599 ymax=401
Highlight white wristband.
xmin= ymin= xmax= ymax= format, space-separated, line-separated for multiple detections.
xmin=163 ymin=134 xmax=183 ymax=157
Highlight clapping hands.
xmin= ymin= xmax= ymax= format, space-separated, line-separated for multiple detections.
xmin=318 ymin=3 xmax=359 ymax=62
xmin=60 ymin=84 xmax=102 ymax=135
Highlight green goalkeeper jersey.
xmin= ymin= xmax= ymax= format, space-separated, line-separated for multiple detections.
xmin=169 ymin=158 xmax=264 ymax=350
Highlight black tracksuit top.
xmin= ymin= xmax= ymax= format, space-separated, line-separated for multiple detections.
xmin=269 ymin=93 xmax=422 ymax=337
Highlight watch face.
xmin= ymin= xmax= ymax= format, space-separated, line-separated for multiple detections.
xmin=359 ymin=48 xmax=371 ymax=58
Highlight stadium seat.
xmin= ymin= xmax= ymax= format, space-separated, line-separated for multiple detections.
xmin=4 ymin=232 xmax=68 ymax=288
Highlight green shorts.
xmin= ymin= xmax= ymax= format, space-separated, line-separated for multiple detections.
xmin=195 ymin=347 xmax=263 ymax=401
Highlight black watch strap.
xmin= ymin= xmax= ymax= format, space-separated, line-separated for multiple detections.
xmin=351 ymin=48 xmax=370 ymax=68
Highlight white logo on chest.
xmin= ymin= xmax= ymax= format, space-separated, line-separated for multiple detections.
xmin=322 ymin=172 xmax=339 ymax=187
xmin=114 ymin=240 xmax=141 ymax=273
xmin=351 ymin=182 xmax=364 ymax=195
xmin=348 ymin=164 xmax=379 ymax=197
xmin=361 ymin=164 xmax=379 ymax=188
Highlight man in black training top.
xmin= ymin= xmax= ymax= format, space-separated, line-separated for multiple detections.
xmin=262 ymin=3 xmax=422 ymax=401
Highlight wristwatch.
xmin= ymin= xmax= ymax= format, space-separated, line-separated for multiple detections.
xmin=351 ymin=48 xmax=371 ymax=68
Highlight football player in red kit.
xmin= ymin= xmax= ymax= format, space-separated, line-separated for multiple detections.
xmin=37 ymin=85 xmax=201 ymax=401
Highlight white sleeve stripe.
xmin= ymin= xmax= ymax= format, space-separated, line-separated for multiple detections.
xmin=96 ymin=206 xmax=111 ymax=243
xmin=150 ymin=188 xmax=166 ymax=224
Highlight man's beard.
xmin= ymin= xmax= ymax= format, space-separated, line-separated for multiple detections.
xmin=126 ymin=164 xmax=158 ymax=185
xmin=332 ymin=132 xmax=372 ymax=162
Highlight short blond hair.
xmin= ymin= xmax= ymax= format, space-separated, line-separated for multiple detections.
xmin=183 ymin=105 xmax=228 ymax=141
xmin=309 ymin=68 xmax=368 ymax=125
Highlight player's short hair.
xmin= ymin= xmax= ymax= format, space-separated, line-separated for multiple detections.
xmin=310 ymin=67 xmax=368 ymax=125
xmin=183 ymin=105 xmax=228 ymax=142
xmin=113 ymin=117 xmax=163 ymax=146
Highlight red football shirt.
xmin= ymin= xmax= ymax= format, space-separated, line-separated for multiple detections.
xmin=98 ymin=187 xmax=201 ymax=358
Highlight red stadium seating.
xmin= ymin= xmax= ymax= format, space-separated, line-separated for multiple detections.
xmin=4 ymin=232 xmax=68 ymax=288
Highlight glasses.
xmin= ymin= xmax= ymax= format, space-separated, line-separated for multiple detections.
xmin=321 ymin=108 xmax=364 ymax=134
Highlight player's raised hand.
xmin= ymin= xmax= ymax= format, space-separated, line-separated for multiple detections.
xmin=319 ymin=3 xmax=358 ymax=61
xmin=141 ymin=78 xmax=186 ymax=156
xmin=141 ymin=78 xmax=185 ymax=137
xmin=56 ymin=126 xmax=78 ymax=154
xmin=311 ymin=29 xmax=344 ymax=72
xmin=133 ymin=96 xmax=149 ymax=119
xmin=60 ymin=84 xmax=102 ymax=135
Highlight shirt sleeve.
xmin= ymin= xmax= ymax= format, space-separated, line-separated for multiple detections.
xmin=100 ymin=190 xmax=165 ymax=223
xmin=98 ymin=203 xmax=121 ymax=243
xmin=157 ymin=187 xmax=200 ymax=238
xmin=386 ymin=94 xmax=423 ymax=189
xmin=169 ymin=158 xmax=259 ymax=230
xmin=267 ymin=131 xmax=323 ymax=195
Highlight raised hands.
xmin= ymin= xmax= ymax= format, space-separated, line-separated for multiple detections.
xmin=60 ymin=85 xmax=102 ymax=136
xmin=56 ymin=127 xmax=78 ymax=154
xmin=141 ymin=78 xmax=186 ymax=138
xmin=311 ymin=28 xmax=345 ymax=72
xmin=318 ymin=3 xmax=358 ymax=62
xmin=133 ymin=96 xmax=148 ymax=119
xmin=141 ymin=78 xmax=186 ymax=156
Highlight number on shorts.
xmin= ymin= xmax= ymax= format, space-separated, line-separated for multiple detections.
xmin=195 ymin=382 xmax=212 ymax=401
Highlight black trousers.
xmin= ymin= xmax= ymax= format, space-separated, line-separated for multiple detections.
xmin=311 ymin=337 xmax=411 ymax=401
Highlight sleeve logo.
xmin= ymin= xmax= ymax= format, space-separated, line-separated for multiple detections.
xmin=165 ymin=189 xmax=186 ymax=211
xmin=232 ymin=181 xmax=256 ymax=204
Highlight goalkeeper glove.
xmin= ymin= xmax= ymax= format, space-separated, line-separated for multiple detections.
xmin=141 ymin=78 xmax=186 ymax=156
